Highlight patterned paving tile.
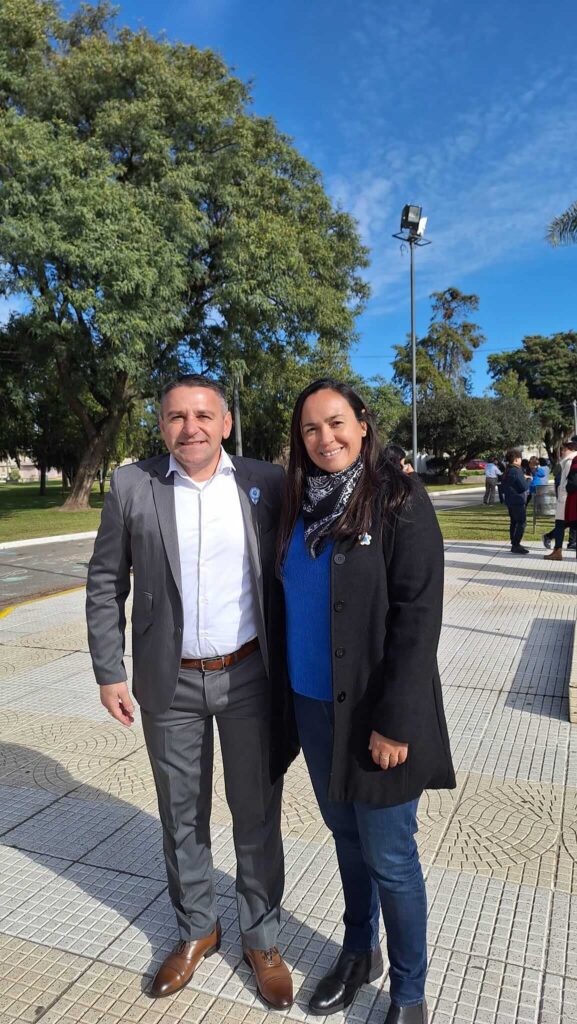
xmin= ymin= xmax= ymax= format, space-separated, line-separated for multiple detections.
xmin=102 ymin=890 xmax=238 ymax=980
xmin=417 ymin=779 xmax=466 ymax=867
xmin=461 ymin=692 xmax=570 ymax=784
xmin=2 ymin=794 xmax=140 ymax=859
xmin=0 ymin=934 xmax=91 ymax=1023
xmin=425 ymin=945 xmax=542 ymax=1023
xmin=0 ymin=645 xmax=67 ymax=678
xmin=0 ymin=846 xmax=72 ymax=918
xmin=434 ymin=774 xmax=562 ymax=889
xmin=81 ymin=814 xmax=166 ymax=880
xmin=0 ymin=751 xmax=126 ymax=796
xmin=0 ymin=783 xmax=58 ymax=835
xmin=6 ymin=623 xmax=91 ymax=652
xmin=33 ymin=960 xmax=215 ymax=1023
xmin=68 ymin=749 xmax=157 ymax=812
xmin=545 ymin=891 xmax=577 ymax=982
xmin=0 ymin=709 xmax=144 ymax=759
xmin=440 ymin=688 xmax=499 ymax=773
xmin=0 ymin=862 xmax=165 ymax=957
xmin=540 ymin=971 xmax=577 ymax=1023
xmin=427 ymin=867 xmax=551 ymax=971
xmin=0 ymin=648 xmax=92 ymax=680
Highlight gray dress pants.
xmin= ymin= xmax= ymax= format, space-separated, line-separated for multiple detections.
xmin=141 ymin=649 xmax=284 ymax=948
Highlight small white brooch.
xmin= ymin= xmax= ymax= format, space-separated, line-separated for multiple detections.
xmin=249 ymin=487 xmax=261 ymax=505
xmin=359 ymin=533 xmax=372 ymax=546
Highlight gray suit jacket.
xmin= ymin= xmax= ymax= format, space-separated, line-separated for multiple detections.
xmin=86 ymin=452 xmax=286 ymax=717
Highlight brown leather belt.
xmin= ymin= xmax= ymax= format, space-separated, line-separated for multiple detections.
xmin=180 ymin=637 xmax=259 ymax=672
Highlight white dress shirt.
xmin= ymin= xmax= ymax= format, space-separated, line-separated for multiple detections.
xmin=167 ymin=449 xmax=258 ymax=658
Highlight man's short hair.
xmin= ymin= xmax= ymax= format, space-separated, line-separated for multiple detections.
xmin=505 ymin=448 xmax=522 ymax=464
xmin=160 ymin=375 xmax=228 ymax=412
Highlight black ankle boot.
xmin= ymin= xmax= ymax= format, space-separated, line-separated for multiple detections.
xmin=384 ymin=1000 xmax=428 ymax=1024
xmin=308 ymin=947 xmax=384 ymax=1015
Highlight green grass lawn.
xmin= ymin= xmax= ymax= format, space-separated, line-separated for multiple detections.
xmin=0 ymin=481 xmax=104 ymax=542
xmin=0 ymin=481 xmax=556 ymax=546
xmin=425 ymin=482 xmax=483 ymax=491
xmin=436 ymin=501 xmax=554 ymax=541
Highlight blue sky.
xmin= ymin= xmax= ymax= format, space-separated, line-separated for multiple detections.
xmin=24 ymin=0 xmax=577 ymax=393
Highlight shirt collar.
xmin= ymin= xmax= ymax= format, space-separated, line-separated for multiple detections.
xmin=166 ymin=447 xmax=235 ymax=481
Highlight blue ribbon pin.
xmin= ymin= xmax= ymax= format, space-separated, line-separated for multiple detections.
xmin=249 ymin=487 xmax=261 ymax=505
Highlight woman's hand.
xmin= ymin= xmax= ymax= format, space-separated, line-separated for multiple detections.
xmin=368 ymin=730 xmax=408 ymax=770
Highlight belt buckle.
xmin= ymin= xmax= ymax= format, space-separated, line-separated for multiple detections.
xmin=201 ymin=655 xmax=225 ymax=672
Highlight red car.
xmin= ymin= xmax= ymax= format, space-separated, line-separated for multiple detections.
xmin=465 ymin=459 xmax=487 ymax=470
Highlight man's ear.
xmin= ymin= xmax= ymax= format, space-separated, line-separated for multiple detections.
xmin=222 ymin=410 xmax=233 ymax=440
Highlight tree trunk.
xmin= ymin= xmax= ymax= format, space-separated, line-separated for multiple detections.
xmin=99 ymin=458 xmax=109 ymax=495
xmin=39 ymin=464 xmax=47 ymax=496
xmin=233 ymin=375 xmax=243 ymax=456
xmin=60 ymin=412 xmax=124 ymax=511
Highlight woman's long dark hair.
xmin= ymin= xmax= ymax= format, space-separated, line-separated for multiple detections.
xmin=277 ymin=379 xmax=412 ymax=570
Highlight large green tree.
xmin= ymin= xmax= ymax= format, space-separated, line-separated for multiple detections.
xmin=395 ymin=393 xmax=537 ymax=483
xmin=488 ymin=334 xmax=577 ymax=459
xmin=0 ymin=0 xmax=369 ymax=508
xmin=393 ymin=287 xmax=485 ymax=398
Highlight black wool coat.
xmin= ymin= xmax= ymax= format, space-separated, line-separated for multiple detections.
xmin=319 ymin=479 xmax=455 ymax=805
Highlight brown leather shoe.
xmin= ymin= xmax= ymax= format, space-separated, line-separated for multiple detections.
xmin=150 ymin=920 xmax=221 ymax=997
xmin=544 ymin=548 xmax=562 ymax=561
xmin=243 ymin=946 xmax=293 ymax=1009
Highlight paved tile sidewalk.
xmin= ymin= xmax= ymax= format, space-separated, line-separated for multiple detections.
xmin=0 ymin=541 xmax=576 ymax=1023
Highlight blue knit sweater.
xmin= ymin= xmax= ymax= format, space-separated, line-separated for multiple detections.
xmin=282 ymin=517 xmax=333 ymax=701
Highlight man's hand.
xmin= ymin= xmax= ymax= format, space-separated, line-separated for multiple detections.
xmin=368 ymin=730 xmax=408 ymax=770
xmin=100 ymin=682 xmax=135 ymax=727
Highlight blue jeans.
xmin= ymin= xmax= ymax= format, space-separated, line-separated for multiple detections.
xmin=294 ymin=692 xmax=427 ymax=1006
xmin=544 ymin=519 xmax=566 ymax=550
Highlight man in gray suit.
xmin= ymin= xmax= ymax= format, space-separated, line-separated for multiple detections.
xmin=86 ymin=375 xmax=295 ymax=1006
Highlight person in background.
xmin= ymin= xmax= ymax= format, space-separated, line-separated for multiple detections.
xmin=278 ymin=379 xmax=455 ymax=1024
xmin=542 ymin=441 xmax=576 ymax=561
xmin=382 ymin=443 xmax=414 ymax=474
xmin=563 ymin=437 xmax=577 ymax=560
xmin=496 ymin=459 xmax=506 ymax=503
xmin=502 ymin=449 xmax=531 ymax=554
xmin=483 ymin=458 xmax=502 ymax=505
xmin=530 ymin=458 xmax=550 ymax=495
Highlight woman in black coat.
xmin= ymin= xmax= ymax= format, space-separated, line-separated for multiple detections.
xmin=278 ymin=380 xmax=455 ymax=1024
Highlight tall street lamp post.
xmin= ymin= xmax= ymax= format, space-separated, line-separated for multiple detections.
xmin=393 ymin=205 xmax=431 ymax=470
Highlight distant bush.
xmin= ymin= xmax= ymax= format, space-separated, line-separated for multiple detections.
xmin=7 ymin=467 xmax=21 ymax=482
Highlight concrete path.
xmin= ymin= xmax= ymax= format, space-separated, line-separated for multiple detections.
xmin=0 ymin=541 xmax=576 ymax=1023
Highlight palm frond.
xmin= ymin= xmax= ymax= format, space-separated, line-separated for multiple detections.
xmin=547 ymin=200 xmax=577 ymax=246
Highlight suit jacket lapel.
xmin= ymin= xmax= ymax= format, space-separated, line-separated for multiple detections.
xmin=233 ymin=458 xmax=267 ymax=667
xmin=150 ymin=459 xmax=182 ymax=597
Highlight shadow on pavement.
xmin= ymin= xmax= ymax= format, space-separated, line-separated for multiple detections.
xmin=0 ymin=744 xmax=343 ymax=999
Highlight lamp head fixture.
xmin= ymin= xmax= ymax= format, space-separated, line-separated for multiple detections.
xmin=400 ymin=204 xmax=427 ymax=237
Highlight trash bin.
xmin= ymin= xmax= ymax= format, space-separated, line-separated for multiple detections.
xmin=532 ymin=484 xmax=556 ymax=531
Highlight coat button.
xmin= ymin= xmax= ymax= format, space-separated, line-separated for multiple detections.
xmin=335 ymin=647 xmax=345 ymax=658
xmin=175 ymin=627 xmax=182 ymax=637
xmin=337 ymin=691 xmax=346 ymax=703
xmin=334 ymin=553 xmax=346 ymax=564
xmin=334 ymin=600 xmax=344 ymax=612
